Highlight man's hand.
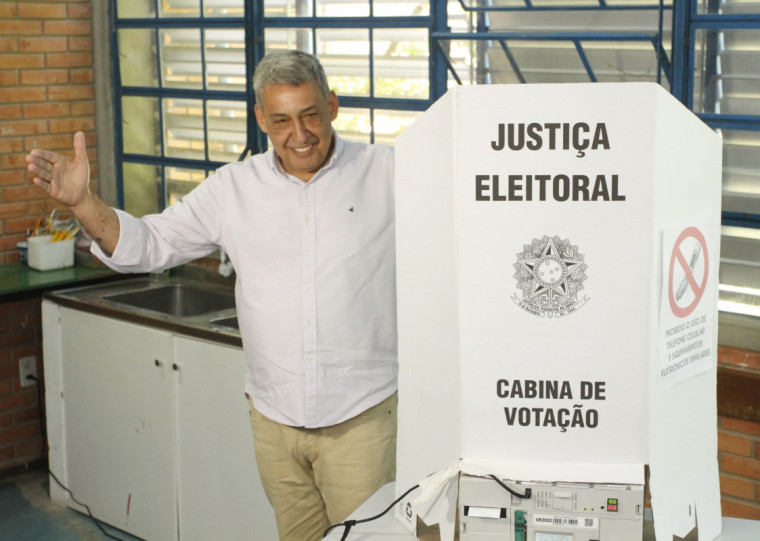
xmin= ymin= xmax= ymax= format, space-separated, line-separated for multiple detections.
xmin=26 ymin=131 xmax=91 ymax=209
xmin=26 ymin=131 xmax=120 ymax=255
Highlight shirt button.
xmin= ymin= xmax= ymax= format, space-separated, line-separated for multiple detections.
xmin=305 ymin=216 xmax=311 ymax=222
xmin=305 ymin=283 xmax=311 ymax=289
xmin=305 ymin=250 xmax=312 ymax=256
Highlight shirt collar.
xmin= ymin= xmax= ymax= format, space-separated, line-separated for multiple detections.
xmin=321 ymin=130 xmax=344 ymax=172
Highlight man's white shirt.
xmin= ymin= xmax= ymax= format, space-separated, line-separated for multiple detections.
xmin=93 ymin=135 xmax=398 ymax=428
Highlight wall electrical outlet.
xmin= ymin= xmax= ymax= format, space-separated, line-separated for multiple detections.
xmin=19 ymin=356 xmax=37 ymax=387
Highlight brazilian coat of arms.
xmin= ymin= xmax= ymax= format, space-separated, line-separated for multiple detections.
xmin=512 ymin=235 xmax=589 ymax=318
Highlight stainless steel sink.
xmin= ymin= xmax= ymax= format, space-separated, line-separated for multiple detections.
xmin=47 ymin=277 xmax=242 ymax=345
xmin=103 ymin=284 xmax=235 ymax=317
xmin=210 ymin=316 xmax=239 ymax=330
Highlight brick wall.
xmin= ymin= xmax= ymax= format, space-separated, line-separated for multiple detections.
xmin=0 ymin=0 xmax=97 ymax=265
xmin=0 ymin=297 xmax=43 ymax=469
xmin=717 ymin=345 xmax=760 ymax=520
xmin=0 ymin=0 xmax=96 ymax=472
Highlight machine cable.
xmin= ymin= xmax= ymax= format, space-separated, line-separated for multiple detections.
xmin=322 ymin=483 xmax=420 ymax=540
xmin=489 ymin=474 xmax=532 ymax=499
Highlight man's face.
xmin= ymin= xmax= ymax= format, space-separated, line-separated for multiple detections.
xmin=254 ymin=80 xmax=339 ymax=182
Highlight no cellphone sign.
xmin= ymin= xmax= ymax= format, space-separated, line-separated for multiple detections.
xmin=658 ymin=218 xmax=716 ymax=389
xmin=668 ymin=226 xmax=709 ymax=318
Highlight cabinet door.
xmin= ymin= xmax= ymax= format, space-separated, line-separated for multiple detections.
xmin=60 ymin=308 xmax=178 ymax=541
xmin=173 ymin=336 xmax=277 ymax=541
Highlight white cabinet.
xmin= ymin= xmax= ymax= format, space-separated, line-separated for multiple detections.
xmin=42 ymin=301 xmax=277 ymax=541
xmin=173 ymin=336 xmax=276 ymax=541
xmin=56 ymin=306 xmax=177 ymax=541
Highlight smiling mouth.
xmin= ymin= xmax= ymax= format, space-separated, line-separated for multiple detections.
xmin=292 ymin=143 xmax=314 ymax=154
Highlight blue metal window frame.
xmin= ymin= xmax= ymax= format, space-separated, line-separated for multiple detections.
xmin=432 ymin=30 xmax=673 ymax=86
xmin=454 ymin=0 xmax=671 ymax=12
xmin=110 ymin=0 xmax=250 ymax=210
xmin=111 ymin=0 xmax=446 ymax=210
xmin=438 ymin=0 xmax=673 ymax=86
xmin=671 ymin=0 xmax=760 ymax=229
xmin=255 ymin=1 xmax=446 ymax=143
xmin=671 ymin=0 xmax=760 ymax=111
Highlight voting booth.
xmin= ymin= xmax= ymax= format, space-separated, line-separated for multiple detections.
xmin=394 ymin=83 xmax=723 ymax=541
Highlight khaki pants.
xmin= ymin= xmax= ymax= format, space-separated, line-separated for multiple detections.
xmin=248 ymin=393 xmax=397 ymax=541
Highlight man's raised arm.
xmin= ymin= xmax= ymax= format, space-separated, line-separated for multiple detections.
xmin=26 ymin=131 xmax=120 ymax=256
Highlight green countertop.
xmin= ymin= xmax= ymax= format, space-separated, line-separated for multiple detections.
xmin=0 ymin=262 xmax=121 ymax=298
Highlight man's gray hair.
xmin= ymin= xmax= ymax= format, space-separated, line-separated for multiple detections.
xmin=253 ymin=50 xmax=331 ymax=106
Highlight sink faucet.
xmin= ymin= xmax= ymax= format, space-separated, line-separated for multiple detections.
xmin=150 ymin=269 xmax=170 ymax=281
xmin=218 ymin=249 xmax=234 ymax=278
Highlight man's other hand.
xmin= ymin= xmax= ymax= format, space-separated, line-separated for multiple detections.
xmin=26 ymin=131 xmax=91 ymax=209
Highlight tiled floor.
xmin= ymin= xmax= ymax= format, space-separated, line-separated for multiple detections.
xmin=0 ymin=467 xmax=141 ymax=541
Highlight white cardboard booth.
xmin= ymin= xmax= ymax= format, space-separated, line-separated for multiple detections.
xmin=394 ymin=83 xmax=723 ymax=541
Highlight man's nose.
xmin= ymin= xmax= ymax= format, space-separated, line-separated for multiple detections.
xmin=293 ymin=119 xmax=309 ymax=143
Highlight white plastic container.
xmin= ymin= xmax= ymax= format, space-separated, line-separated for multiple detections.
xmin=27 ymin=235 xmax=75 ymax=271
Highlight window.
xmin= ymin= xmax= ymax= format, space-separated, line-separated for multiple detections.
xmin=257 ymin=0 xmax=438 ymax=147
xmin=111 ymin=0 xmax=441 ymax=215
xmin=682 ymin=1 xmax=760 ymax=299
xmin=693 ymin=25 xmax=760 ymax=230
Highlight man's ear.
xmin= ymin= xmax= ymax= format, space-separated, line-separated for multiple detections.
xmin=254 ymin=104 xmax=268 ymax=134
xmin=328 ymin=91 xmax=339 ymax=121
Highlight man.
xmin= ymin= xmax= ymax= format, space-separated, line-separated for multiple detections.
xmin=26 ymin=50 xmax=398 ymax=541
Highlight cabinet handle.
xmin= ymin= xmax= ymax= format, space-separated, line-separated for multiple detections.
xmin=172 ymin=363 xmax=179 ymax=371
